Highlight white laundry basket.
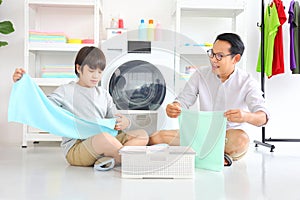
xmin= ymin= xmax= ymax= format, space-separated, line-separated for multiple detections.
xmin=119 ymin=146 xmax=196 ymax=179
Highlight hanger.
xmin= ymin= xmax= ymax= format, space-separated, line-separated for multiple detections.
xmin=269 ymin=0 xmax=273 ymax=6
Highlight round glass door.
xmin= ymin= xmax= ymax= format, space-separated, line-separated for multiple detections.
xmin=109 ymin=60 xmax=166 ymax=110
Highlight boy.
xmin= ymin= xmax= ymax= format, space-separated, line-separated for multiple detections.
xmin=13 ymin=46 xmax=149 ymax=168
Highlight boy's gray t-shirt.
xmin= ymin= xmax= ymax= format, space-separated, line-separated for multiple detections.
xmin=47 ymin=81 xmax=117 ymax=156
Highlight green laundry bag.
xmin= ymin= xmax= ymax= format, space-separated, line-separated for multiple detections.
xmin=179 ymin=109 xmax=227 ymax=171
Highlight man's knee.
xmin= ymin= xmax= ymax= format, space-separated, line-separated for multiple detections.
xmin=225 ymin=129 xmax=249 ymax=159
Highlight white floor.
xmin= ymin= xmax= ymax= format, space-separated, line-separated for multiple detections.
xmin=1 ymin=141 xmax=300 ymax=200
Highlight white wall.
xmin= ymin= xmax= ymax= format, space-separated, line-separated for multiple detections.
xmin=0 ymin=0 xmax=24 ymax=145
xmin=0 ymin=0 xmax=298 ymax=145
xmin=102 ymin=0 xmax=174 ymax=34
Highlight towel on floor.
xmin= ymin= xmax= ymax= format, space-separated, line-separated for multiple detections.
xmin=8 ymin=73 xmax=117 ymax=139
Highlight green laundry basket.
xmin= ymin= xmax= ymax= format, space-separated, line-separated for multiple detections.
xmin=179 ymin=109 xmax=227 ymax=171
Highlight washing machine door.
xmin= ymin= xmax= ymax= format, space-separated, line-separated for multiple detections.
xmin=109 ymin=60 xmax=166 ymax=111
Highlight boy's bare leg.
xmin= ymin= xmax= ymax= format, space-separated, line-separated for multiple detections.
xmin=91 ymin=132 xmax=123 ymax=164
xmin=149 ymin=130 xmax=180 ymax=145
xmin=124 ymin=129 xmax=149 ymax=146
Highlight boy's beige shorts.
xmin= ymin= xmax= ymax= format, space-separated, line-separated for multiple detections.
xmin=66 ymin=131 xmax=128 ymax=166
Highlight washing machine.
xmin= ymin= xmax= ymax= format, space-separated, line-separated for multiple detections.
xmin=101 ymin=40 xmax=179 ymax=135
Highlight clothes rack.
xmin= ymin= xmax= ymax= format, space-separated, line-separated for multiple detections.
xmin=254 ymin=0 xmax=300 ymax=152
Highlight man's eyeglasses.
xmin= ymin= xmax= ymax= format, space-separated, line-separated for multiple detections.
xmin=207 ymin=49 xmax=233 ymax=61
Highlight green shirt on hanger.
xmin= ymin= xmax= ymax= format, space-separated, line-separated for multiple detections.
xmin=256 ymin=4 xmax=280 ymax=77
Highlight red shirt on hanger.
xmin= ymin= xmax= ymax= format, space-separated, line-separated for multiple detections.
xmin=270 ymin=0 xmax=287 ymax=78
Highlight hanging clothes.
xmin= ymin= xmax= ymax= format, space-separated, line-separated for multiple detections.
xmin=269 ymin=0 xmax=286 ymax=78
xmin=288 ymin=0 xmax=297 ymax=71
xmin=292 ymin=1 xmax=300 ymax=74
xmin=256 ymin=4 xmax=280 ymax=78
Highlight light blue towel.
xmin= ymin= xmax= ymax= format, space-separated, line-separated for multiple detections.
xmin=179 ymin=109 xmax=226 ymax=171
xmin=8 ymin=73 xmax=118 ymax=139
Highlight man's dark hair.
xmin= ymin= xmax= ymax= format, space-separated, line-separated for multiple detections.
xmin=214 ymin=33 xmax=245 ymax=56
xmin=75 ymin=46 xmax=106 ymax=77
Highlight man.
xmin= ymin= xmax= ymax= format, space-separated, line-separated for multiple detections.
xmin=149 ymin=33 xmax=269 ymax=166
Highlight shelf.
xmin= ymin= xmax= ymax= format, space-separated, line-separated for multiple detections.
xmin=33 ymin=78 xmax=77 ymax=86
xmin=177 ymin=45 xmax=210 ymax=55
xmin=27 ymin=0 xmax=103 ymax=19
xmin=28 ymin=0 xmax=96 ymax=7
xmin=23 ymin=0 xmax=101 ymax=147
xmin=28 ymin=42 xmax=95 ymax=52
xmin=180 ymin=8 xmax=244 ymax=18
xmin=173 ymin=0 xmax=247 ymax=80
xmin=25 ymin=133 xmax=62 ymax=142
xmin=172 ymin=0 xmax=245 ymax=17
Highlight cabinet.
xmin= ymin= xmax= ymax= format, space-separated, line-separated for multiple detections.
xmin=22 ymin=0 xmax=102 ymax=147
xmin=172 ymin=0 xmax=246 ymax=92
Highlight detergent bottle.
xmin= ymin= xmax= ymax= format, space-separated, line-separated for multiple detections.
xmin=110 ymin=18 xmax=118 ymax=28
xmin=147 ymin=19 xmax=155 ymax=41
xmin=138 ymin=19 xmax=147 ymax=41
xmin=155 ymin=21 xmax=162 ymax=41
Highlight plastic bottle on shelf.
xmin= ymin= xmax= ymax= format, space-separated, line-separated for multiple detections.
xmin=138 ymin=19 xmax=147 ymax=41
xmin=110 ymin=18 xmax=118 ymax=28
xmin=118 ymin=17 xmax=124 ymax=28
xmin=147 ymin=19 xmax=155 ymax=41
xmin=155 ymin=21 xmax=162 ymax=41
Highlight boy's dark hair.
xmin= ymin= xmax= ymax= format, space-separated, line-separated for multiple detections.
xmin=214 ymin=33 xmax=245 ymax=56
xmin=75 ymin=46 xmax=106 ymax=77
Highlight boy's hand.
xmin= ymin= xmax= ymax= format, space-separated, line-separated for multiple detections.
xmin=114 ymin=114 xmax=130 ymax=130
xmin=13 ymin=68 xmax=26 ymax=82
xmin=166 ymin=102 xmax=181 ymax=118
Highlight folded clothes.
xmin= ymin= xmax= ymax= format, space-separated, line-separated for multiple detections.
xmin=41 ymin=73 xmax=77 ymax=78
xmin=41 ymin=65 xmax=73 ymax=72
xmin=29 ymin=35 xmax=67 ymax=39
xmin=42 ymin=65 xmax=73 ymax=69
xmin=8 ymin=73 xmax=117 ymax=139
xmin=29 ymin=30 xmax=67 ymax=36
xmin=29 ymin=39 xmax=67 ymax=43
xmin=29 ymin=34 xmax=67 ymax=43
xmin=67 ymin=38 xmax=82 ymax=44
xmin=41 ymin=69 xmax=74 ymax=72
xmin=41 ymin=65 xmax=76 ymax=78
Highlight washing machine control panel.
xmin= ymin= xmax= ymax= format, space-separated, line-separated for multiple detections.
xmin=128 ymin=41 xmax=151 ymax=54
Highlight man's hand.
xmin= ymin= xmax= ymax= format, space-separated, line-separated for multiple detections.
xmin=225 ymin=109 xmax=268 ymax=127
xmin=224 ymin=109 xmax=247 ymax=123
xmin=166 ymin=102 xmax=181 ymax=118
